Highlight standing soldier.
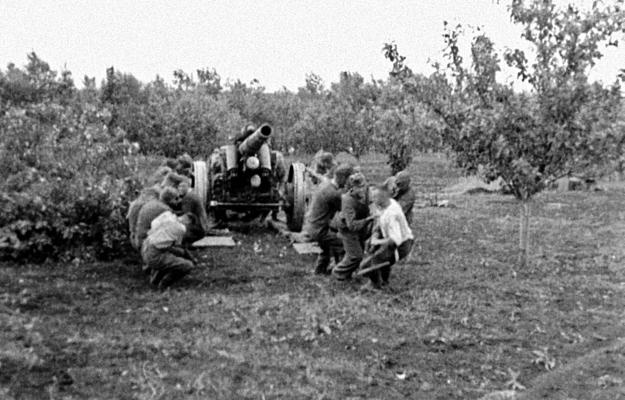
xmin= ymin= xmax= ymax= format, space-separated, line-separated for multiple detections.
xmin=332 ymin=173 xmax=376 ymax=281
xmin=302 ymin=163 xmax=354 ymax=274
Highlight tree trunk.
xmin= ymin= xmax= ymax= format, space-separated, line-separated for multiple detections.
xmin=518 ymin=200 xmax=531 ymax=267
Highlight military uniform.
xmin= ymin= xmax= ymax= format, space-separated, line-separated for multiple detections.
xmin=302 ymin=179 xmax=344 ymax=274
xmin=178 ymin=191 xmax=209 ymax=244
xmin=310 ymin=151 xmax=335 ymax=184
xmin=135 ymin=199 xmax=172 ymax=250
xmin=141 ymin=211 xmax=194 ymax=289
xmin=159 ymin=172 xmax=209 ymax=244
xmin=391 ymin=171 xmax=416 ymax=225
xmin=333 ymin=174 xmax=371 ymax=280
xmin=395 ymin=187 xmax=416 ymax=225
xmin=128 ymin=186 xmax=160 ymax=250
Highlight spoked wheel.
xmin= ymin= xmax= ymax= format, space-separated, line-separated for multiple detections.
xmin=285 ymin=162 xmax=307 ymax=232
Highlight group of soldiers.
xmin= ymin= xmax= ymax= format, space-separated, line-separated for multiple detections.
xmin=301 ymin=151 xmax=416 ymax=289
xmin=126 ymin=147 xmax=416 ymax=291
xmin=126 ymin=154 xmax=208 ymax=289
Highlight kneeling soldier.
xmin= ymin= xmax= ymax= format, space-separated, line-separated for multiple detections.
xmin=302 ymin=163 xmax=354 ymax=274
xmin=333 ymin=173 xmax=375 ymax=280
xmin=135 ymin=187 xmax=179 ymax=251
xmin=362 ymin=184 xmax=414 ymax=288
xmin=141 ymin=210 xmax=195 ymax=289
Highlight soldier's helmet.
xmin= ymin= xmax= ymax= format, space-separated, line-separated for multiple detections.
xmin=242 ymin=124 xmax=256 ymax=137
xmin=176 ymin=153 xmax=193 ymax=169
xmin=159 ymin=187 xmax=180 ymax=207
xmin=233 ymin=124 xmax=257 ymax=144
xmin=315 ymin=151 xmax=335 ymax=174
xmin=334 ymin=163 xmax=355 ymax=189
xmin=395 ymin=170 xmax=411 ymax=192
xmin=347 ymin=172 xmax=367 ymax=190
xmin=161 ymin=172 xmax=186 ymax=188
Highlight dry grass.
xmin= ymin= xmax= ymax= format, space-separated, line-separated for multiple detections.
xmin=1 ymin=154 xmax=625 ymax=399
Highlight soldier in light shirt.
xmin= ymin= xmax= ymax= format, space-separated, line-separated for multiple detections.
xmin=363 ymin=183 xmax=414 ymax=288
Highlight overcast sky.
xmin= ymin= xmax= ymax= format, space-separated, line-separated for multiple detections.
xmin=1 ymin=0 xmax=623 ymax=91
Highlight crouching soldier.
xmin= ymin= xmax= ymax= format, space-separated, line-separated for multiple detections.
xmin=176 ymin=176 xmax=210 ymax=244
xmin=141 ymin=209 xmax=196 ymax=289
xmin=128 ymin=186 xmax=161 ymax=250
xmin=362 ymin=184 xmax=414 ymax=288
xmin=333 ymin=173 xmax=375 ymax=281
xmin=161 ymin=172 xmax=209 ymax=244
xmin=135 ymin=187 xmax=180 ymax=251
xmin=302 ymin=163 xmax=354 ymax=274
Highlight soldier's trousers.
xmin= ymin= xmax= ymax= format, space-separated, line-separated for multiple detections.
xmin=366 ymin=239 xmax=413 ymax=286
xmin=314 ymin=229 xmax=344 ymax=274
xmin=141 ymin=244 xmax=194 ymax=287
xmin=333 ymin=230 xmax=366 ymax=280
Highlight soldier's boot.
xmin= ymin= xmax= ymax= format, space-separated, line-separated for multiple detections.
xmin=157 ymin=270 xmax=188 ymax=290
xmin=149 ymin=269 xmax=165 ymax=287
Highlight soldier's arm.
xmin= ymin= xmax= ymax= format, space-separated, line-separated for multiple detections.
xmin=342 ymin=198 xmax=372 ymax=232
xmin=169 ymin=246 xmax=187 ymax=258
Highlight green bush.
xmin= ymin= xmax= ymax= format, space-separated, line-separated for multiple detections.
xmin=0 ymin=99 xmax=141 ymax=262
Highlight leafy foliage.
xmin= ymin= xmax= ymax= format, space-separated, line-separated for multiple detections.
xmin=385 ymin=1 xmax=625 ymax=200
xmin=0 ymin=52 xmax=444 ymax=262
xmin=0 ymin=57 xmax=141 ymax=262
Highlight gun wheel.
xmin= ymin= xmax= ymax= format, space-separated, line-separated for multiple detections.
xmin=192 ymin=161 xmax=209 ymax=210
xmin=285 ymin=162 xmax=307 ymax=232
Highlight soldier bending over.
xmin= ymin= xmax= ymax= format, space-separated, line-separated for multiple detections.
xmin=333 ymin=173 xmax=375 ymax=281
xmin=141 ymin=209 xmax=195 ymax=289
xmin=302 ymin=163 xmax=354 ymax=274
xmin=161 ymin=172 xmax=209 ymax=243
xmin=135 ymin=187 xmax=179 ymax=250
xmin=128 ymin=186 xmax=161 ymax=250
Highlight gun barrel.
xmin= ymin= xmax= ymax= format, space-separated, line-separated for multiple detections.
xmin=238 ymin=124 xmax=272 ymax=156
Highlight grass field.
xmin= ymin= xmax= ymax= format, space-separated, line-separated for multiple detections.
xmin=2 ymin=154 xmax=625 ymax=400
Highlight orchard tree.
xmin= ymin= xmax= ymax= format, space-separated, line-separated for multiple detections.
xmin=293 ymin=72 xmax=380 ymax=156
xmin=385 ymin=0 xmax=625 ymax=265
xmin=329 ymin=72 xmax=380 ymax=157
xmin=0 ymin=52 xmax=76 ymax=108
xmin=374 ymin=78 xmax=444 ymax=174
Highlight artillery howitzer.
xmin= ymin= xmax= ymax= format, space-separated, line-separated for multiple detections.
xmin=190 ymin=124 xmax=308 ymax=231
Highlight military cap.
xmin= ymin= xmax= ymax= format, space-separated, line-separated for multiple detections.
xmin=334 ymin=163 xmax=355 ymax=188
xmin=348 ymin=172 xmax=367 ymax=189
xmin=176 ymin=153 xmax=193 ymax=169
xmin=161 ymin=172 xmax=186 ymax=188
xmin=395 ymin=170 xmax=411 ymax=191
xmin=159 ymin=187 xmax=179 ymax=207
xmin=316 ymin=152 xmax=336 ymax=172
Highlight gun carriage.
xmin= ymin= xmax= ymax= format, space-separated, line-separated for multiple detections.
xmin=191 ymin=124 xmax=308 ymax=231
